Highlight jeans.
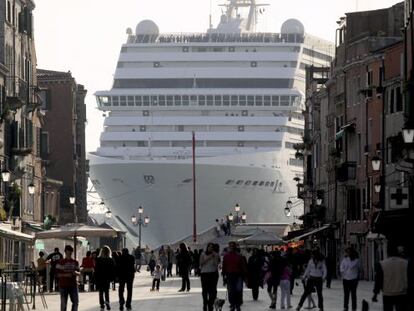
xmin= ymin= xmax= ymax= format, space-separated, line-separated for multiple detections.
xmin=200 ymin=272 xmax=219 ymax=310
xmin=167 ymin=263 xmax=173 ymax=277
xmin=152 ymin=278 xmax=160 ymax=290
xmin=383 ymin=295 xmax=407 ymax=311
xmin=280 ymin=279 xmax=291 ymax=308
xmin=180 ymin=270 xmax=190 ymax=290
xmin=226 ymin=273 xmax=243 ymax=309
xmin=343 ymin=279 xmax=358 ymax=310
xmin=60 ymin=287 xmax=79 ymax=311
xmin=267 ymin=280 xmax=279 ymax=307
xmin=298 ymin=277 xmax=324 ymax=310
xmin=119 ymin=279 xmax=133 ymax=308
xmin=98 ymin=283 xmax=110 ymax=308
xmin=50 ymin=269 xmax=58 ymax=291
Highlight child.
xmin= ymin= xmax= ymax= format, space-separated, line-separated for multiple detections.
xmin=151 ymin=265 xmax=162 ymax=291
xmin=280 ymin=263 xmax=292 ymax=309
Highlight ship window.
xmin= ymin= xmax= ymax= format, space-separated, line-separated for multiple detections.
xmin=140 ymin=125 xmax=146 ymax=132
xmin=229 ymin=47 xmax=235 ymax=52
xmin=137 ymin=141 xmax=146 ymax=147
xmin=178 ymin=125 xmax=184 ymax=132
xmin=151 ymin=96 xmax=158 ymax=106
xmin=238 ymin=125 xmax=244 ymax=132
xmin=199 ymin=95 xmax=206 ymax=106
xmin=167 ymin=96 xmax=173 ymax=106
xmin=182 ymin=95 xmax=189 ymax=106
xmin=270 ymin=182 xmax=275 ymax=187
xmin=182 ymin=47 xmax=189 ymax=52
xmin=239 ymin=96 xmax=247 ymax=106
xmin=223 ymin=96 xmax=230 ymax=106
xmin=265 ymin=182 xmax=270 ymax=187
xmin=206 ymin=95 xmax=213 ymax=106
xmin=153 ymin=62 xmax=160 ymax=67
xmin=247 ymin=96 xmax=254 ymax=106
xmin=174 ymin=95 xmax=181 ymax=106
xmin=252 ymin=181 xmax=258 ymax=186
xmin=190 ymin=95 xmax=197 ymax=105
xmin=119 ymin=96 xmax=127 ymax=106
xmin=231 ymin=96 xmax=238 ymax=106
xmin=213 ymin=95 xmax=221 ymax=106
xmin=225 ymin=180 xmax=234 ymax=185
xmin=159 ymin=95 xmax=166 ymax=106
xmin=237 ymin=141 xmax=244 ymax=147
xmin=112 ymin=96 xmax=119 ymax=106
xmin=135 ymin=96 xmax=142 ymax=106
xmin=281 ymin=96 xmax=290 ymax=106
xmin=244 ymin=180 xmax=251 ymax=185
xmin=272 ymin=96 xmax=279 ymax=106
xmin=259 ymin=181 xmax=265 ymax=186
xmin=236 ymin=180 xmax=244 ymax=185
xmin=143 ymin=96 xmax=150 ymax=106
xmin=256 ymin=96 xmax=263 ymax=106
xmin=127 ymin=96 xmax=134 ymax=106
xmin=242 ymin=110 xmax=248 ymax=116
xmin=143 ymin=110 xmax=149 ymax=116
xmin=251 ymin=61 xmax=257 ymax=67
xmin=264 ymin=96 xmax=271 ymax=106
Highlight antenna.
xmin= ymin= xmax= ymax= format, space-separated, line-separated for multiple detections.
xmin=209 ymin=0 xmax=213 ymax=29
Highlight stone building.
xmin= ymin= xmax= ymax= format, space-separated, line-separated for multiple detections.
xmin=37 ymin=69 xmax=88 ymax=224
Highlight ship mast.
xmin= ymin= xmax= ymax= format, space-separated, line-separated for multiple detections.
xmin=221 ymin=0 xmax=269 ymax=32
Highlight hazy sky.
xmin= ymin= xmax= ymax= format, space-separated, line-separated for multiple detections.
xmin=34 ymin=0 xmax=401 ymax=152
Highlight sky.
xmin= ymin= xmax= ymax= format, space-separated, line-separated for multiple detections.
xmin=33 ymin=0 xmax=401 ymax=153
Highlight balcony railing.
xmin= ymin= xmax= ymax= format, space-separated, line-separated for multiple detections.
xmin=5 ymin=77 xmax=28 ymax=109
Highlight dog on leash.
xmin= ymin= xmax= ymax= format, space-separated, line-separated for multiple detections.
xmin=213 ymin=298 xmax=225 ymax=311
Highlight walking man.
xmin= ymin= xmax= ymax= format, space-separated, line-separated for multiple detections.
xmin=134 ymin=247 xmax=142 ymax=272
xmin=166 ymin=246 xmax=174 ymax=277
xmin=56 ymin=245 xmax=80 ymax=311
xmin=340 ymin=247 xmax=361 ymax=311
xmin=373 ymin=244 xmax=409 ymax=311
xmin=46 ymin=247 xmax=63 ymax=292
xmin=222 ymin=241 xmax=247 ymax=311
xmin=118 ymin=248 xmax=135 ymax=311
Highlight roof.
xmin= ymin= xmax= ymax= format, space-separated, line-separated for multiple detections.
xmin=37 ymin=69 xmax=74 ymax=81
xmin=0 ymin=223 xmax=34 ymax=243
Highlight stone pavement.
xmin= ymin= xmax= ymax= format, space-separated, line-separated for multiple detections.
xmin=39 ymin=272 xmax=383 ymax=311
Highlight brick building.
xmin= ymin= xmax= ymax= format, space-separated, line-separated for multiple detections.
xmin=37 ymin=69 xmax=88 ymax=224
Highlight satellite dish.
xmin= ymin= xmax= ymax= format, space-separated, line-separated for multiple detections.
xmin=126 ymin=27 xmax=133 ymax=35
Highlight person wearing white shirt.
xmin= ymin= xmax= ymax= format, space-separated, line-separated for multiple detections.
xmin=296 ymin=249 xmax=327 ymax=311
xmin=340 ymin=247 xmax=361 ymax=311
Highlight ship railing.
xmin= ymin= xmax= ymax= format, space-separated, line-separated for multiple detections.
xmin=128 ymin=32 xmax=305 ymax=44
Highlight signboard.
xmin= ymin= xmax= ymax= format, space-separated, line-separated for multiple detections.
xmin=35 ymin=240 xmax=45 ymax=250
xmin=389 ymin=187 xmax=409 ymax=209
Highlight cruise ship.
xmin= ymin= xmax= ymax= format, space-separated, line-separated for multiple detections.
xmin=89 ymin=0 xmax=334 ymax=247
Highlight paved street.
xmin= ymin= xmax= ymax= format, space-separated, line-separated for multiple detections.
xmin=38 ymin=271 xmax=383 ymax=311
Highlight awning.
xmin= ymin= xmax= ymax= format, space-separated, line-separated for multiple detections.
xmin=0 ymin=224 xmax=34 ymax=243
xmin=335 ymin=130 xmax=344 ymax=140
xmin=290 ymin=224 xmax=331 ymax=242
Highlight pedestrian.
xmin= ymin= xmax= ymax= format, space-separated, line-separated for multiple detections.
xmin=193 ymin=249 xmax=201 ymax=276
xmin=247 ymin=248 xmax=263 ymax=301
xmin=340 ymin=247 xmax=362 ymax=311
xmin=199 ymin=243 xmax=220 ymax=311
xmin=95 ymin=246 xmax=116 ymax=311
xmin=46 ymin=247 xmax=63 ymax=292
xmin=148 ymin=250 xmax=156 ymax=276
xmin=296 ymin=249 xmax=327 ymax=311
xmin=37 ymin=251 xmax=47 ymax=292
xmin=220 ymin=219 xmax=228 ymax=236
xmin=80 ymin=251 xmax=95 ymax=292
xmin=159 ymin=246 xmax=168 ymax=280
xmin=112 ymin=251 xmax=121 ymax=290
xmin=134 ymin=247 xmax=142 ymax=273
xmin=267 ymin=250 xmax=286 ymax=309
xmin=177 ymin=243 xmax=192 ymax=292
xmin=226 ymin=217 xmax=231 ymax=235
xmin=56 ymin=245 xmax=80 ymax=311
xmin=151 ymin=265 xmax=162 ymax=291
xmin=373 ymin=244 xmax=409 ymax=311
xmin=215 ymin=219 xmax=221 ymax=237
xmin=280 ymin=262 xmax=293 ymax=309
xmin=166 ymin=245 xmax=174 ymax=277
xmin=325 ymin=254 xmax=335 ymax=289
xmin=118 ymin=248 xmax=135 ymax=311
xmin=222 ymin=241 xmax=247 ymax=311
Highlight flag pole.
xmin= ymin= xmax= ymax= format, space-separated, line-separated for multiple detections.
xmin=192 ymin=131 xmax=197 ymax=243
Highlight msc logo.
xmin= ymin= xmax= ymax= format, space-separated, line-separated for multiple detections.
xmin=143 ymin=175 xmax=155 ymax=184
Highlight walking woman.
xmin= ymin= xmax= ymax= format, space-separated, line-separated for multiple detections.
xmin=296 ymin=249 xmax=327 ymax=311
xmin=340 ymin=247 xmax=361 ymax=311
xmin=177 ymin=243 xmax=192 ymax=292
xmin=95 ymin=246 xmax=116 ymax=311
xmin=199 ymin=243 xmax=220 ymax=311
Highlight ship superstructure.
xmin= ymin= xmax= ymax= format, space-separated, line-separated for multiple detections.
xmin=89 ymin=0 xmax=334 ymax=247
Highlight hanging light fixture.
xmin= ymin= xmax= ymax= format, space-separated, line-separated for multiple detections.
xmin=228 ymin=213 xmax=234 ymax=221
xmin=144 ymin=216 xmax=150 ymax=224
xmin=131 ymin=215 xmax=137 ymax=225
xmin=1 ymin=170 xmax=11 ymax=182
xmin=371 ymin=156 xmax=381 ymax=172
xmin=284 ymin=206 xmax=291 ymax=217
xmin=28 ymin=183 xmax=35 ymax=195
xmin=374 ymin=182 xmax=381 ymax=193
xmin=316 ymin=198 xmax=323 ymax=206
xmin=402 ymin=128 xmax=414 ymax=144
xmin=138 ymin=206 xmax=144 ymax=214
xmin=69 ymin=196 xmax=76 ymax=204
xmin=241 ymin=212 xmax=247 ymax=222
xmin=234 ymin=203 xmax=240 ymax=213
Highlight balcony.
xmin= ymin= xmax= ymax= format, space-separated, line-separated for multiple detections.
xmin=5 ymin=77 xmax=28 ymax=110
xmin=336 ymin=161 xmax=357 ymax=182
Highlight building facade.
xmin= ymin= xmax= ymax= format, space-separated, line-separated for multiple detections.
xmin=37 ymin=69 xmax=88 ymax=224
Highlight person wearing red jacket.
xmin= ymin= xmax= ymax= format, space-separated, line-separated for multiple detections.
xmin=222 ymin=241 xmax=247 ymax=311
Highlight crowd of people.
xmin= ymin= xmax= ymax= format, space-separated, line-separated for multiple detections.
xmin=35 ymin=241 xmax=413 ymax=311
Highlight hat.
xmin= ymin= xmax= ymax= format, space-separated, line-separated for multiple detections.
xmin=64 ymin=245 xmax=74 ymax=252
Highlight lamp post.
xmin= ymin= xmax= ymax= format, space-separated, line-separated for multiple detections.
xmin=69 ymin=195 xmax=78 ymax=223
xmin=131 ymin=206 xmax=150 ymax=250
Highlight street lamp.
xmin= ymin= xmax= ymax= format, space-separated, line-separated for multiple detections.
xmin=69 ymin=196 xmax=76 ymax=205
xmin=131 ymin=206 xmax=150 ymax=250
xmin=285 ymin=200 xmax=293 ymax=217
xmin=371 ymin=156 xmax=381 ymax=172
xmin=1 ymin=170 xmax=10 ymax=182
xmin=105 ymin=210 xmax=112 ymax=219
xmin=28 ymin=183 xmax=35 ymax=195
xmin=234 ymin=203 xmax=240 ymax=222
xmin=241 ymin=212 xmax=247 ymax=223
xmin=316 ymin=198 xmax=323 ymax=206
xmin=228 ymin=213 xmax=234 ymax=221
xmin=403 ymin=128 xmax=414 ymax=144
xmin=374 ymin=182 xmax=381 ymax=193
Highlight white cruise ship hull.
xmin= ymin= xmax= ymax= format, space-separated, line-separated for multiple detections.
xmin=89 ymin=152 xmax=297 ymax=247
